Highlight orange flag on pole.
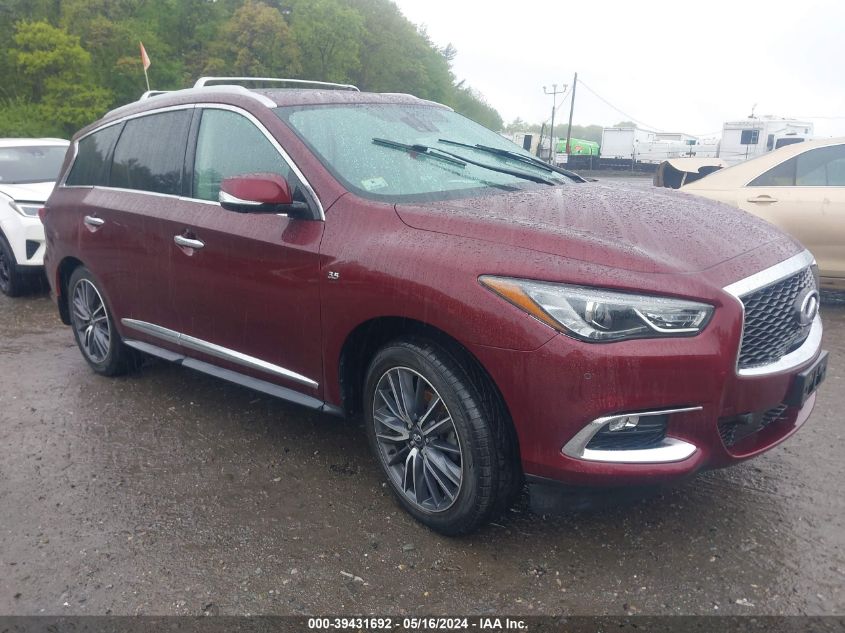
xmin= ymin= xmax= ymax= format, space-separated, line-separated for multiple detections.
xmin=140 ymin=42 xmax=151 ymax=71
xmin=139 ymin=42 xmax=151 ymax=91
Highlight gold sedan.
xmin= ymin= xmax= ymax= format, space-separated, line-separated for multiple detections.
xmin=683 ymin=137 xmax=845 ymax=290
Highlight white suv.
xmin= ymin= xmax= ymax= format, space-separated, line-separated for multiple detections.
xmin=0 ymin=138 xmax=69 ymax=296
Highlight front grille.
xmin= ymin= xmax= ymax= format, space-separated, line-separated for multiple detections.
xmin=718 ymin=404 xmax=789 ymax=448
xmin=738 ymin=267 xmax=815 ymax=369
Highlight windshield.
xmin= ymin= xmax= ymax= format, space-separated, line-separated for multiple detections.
xmin=0 ymin=145 xmax=67 ymax=184
xmin=275 ymin=104 xmax=571 ymax=203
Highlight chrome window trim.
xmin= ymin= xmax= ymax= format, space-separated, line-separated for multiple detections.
xmin=122 ymin=318 xmax=318 ymax=389
xmin=198 ymin=103 xmax=324 ymax=220
xmin=723 ymin=249 xmax=821 ymax=376
xmin=58 ymin=140 xmax=80 ymax=187
xmin=58 ymin=104 xmax=194 ymax=188
xmin=561 ymin=406 xmax=702 ymax=463
xmin=57 ymin=102 xmax=325 ymax=220
xmin=741 ymin=141 xmax=845 ymax=188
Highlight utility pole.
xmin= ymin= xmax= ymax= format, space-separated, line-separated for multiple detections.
xmin=543 ymin=83 xmax=567 ymax=164
xmin=564 ymin=72 xmax=578 ymax=157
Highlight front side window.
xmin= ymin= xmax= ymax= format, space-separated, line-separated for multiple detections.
xmin=0 ymin=145 xmax=68 ymax=184
xmin=110 ymin=110 xmax=192 ymax=195
xmin=66 ymin=125 xmax=122 ymax=187
xmin=748 ymin=157 xmax=796 ymax=187
xmin=795 ymin=145 xmax=845 ymax=186
xmin=192 ymin=109 xmax=292 ymax=202
xmin=275 ymin=103 xmax=571 ymax=203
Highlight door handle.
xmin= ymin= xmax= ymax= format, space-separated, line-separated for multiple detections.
xmin=174 ymin=235 xmax=205 ymax=250
xmin=746 ymin=195 xmax=778 ymax=203
xmin=84 ymin=215 xmax=105 ymax=227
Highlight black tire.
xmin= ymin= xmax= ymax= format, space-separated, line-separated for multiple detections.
xmin=67 ymin=266 xmax=136 ymax=376
xmin=363 ymin=338 xmax=520 ymax=535
xmin=0 ymin=234 xmax=25 ymax=297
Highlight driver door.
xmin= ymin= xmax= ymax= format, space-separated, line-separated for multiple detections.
xmin=164 ymin=106 xmax=325 ymax=398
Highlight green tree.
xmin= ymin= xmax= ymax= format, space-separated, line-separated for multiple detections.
xmin=9 ymin=20 xmax=111 ymax=135
xmin=289 ymin=0 xmax=363 ymax=82
xmin=12 ymin=20 xmax=92 ymax=101
xmin=0 ymin=0 xmax=509 ymax=136
xmin=212 ymin=0 xmax=301 ymax=77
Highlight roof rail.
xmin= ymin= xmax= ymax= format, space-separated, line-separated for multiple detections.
xmin=139 ymin=90 xmax=171 ymax=100
xmin=194 ymin=77 xmax=360 ymax=92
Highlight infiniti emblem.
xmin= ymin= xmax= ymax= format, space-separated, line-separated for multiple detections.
xmin=794 ymin=287 xmax=820 ymax=326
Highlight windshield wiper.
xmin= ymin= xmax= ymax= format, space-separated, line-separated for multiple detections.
xmin=372 ymin=138 xmax=467 ymax=167
xmin=437 ymin=139 xmax=586 ymax=182
xmin=373 ymin=137 xmax=556 ymax=185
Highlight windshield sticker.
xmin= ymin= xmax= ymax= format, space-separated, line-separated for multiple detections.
xmin=361 ymin=176 xmax=389 ymax=191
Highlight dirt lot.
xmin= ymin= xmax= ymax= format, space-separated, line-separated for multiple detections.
xmin=0 ymin=289 xmax=843 ymax=617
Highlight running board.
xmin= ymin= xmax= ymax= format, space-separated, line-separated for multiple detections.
xmin=123 ymin=338 xmax=343 ymax=416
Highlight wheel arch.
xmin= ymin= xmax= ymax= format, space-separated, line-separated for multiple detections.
xmin=56 ymin=256 xmax=84 ymax=325
xmin=338 ymin=317 xmax=515 ymax=437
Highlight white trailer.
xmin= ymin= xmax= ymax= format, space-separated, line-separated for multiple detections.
xmin=718 ymin=116 xmax=814 ymax=164
xmin=654 ymin=116 xmax=815 ymax=188
xmin=636 ymin=141 xmax=708 ymax=164
xmin=599 ymin=126 xmax=655 ymax=160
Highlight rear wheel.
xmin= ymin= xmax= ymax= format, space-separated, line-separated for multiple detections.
xmin=364 ymin=338 xmax=519 ymax=535
xmin=68 ymin=266 xmax=136 ymax=376
xmin=0 ymin=235 xmax=25 ymax=297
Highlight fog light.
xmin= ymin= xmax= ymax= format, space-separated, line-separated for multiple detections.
xmin=608 ymin=415 xmax=639 ymax=432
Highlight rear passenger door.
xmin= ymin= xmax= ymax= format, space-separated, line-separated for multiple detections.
xmin=70 ymin=108 xmax=193 ymax=333
xmin=165 ymin=106 xmax=325 ymax=397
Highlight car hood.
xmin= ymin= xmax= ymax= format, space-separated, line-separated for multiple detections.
xmin=0 ymin=181 xmax=55 ymax=203
xmin=394 ymin=182 xmax=787 ymax=274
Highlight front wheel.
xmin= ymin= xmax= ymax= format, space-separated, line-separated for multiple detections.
xmin=68 ymin=266 xmax=136 ymax=376
xmin=0 ymin=235 xmax=25 ymax=297
xmin=364 ymin=339 xmax=519 ymax=535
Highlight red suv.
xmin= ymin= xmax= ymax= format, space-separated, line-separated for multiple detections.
xmin=43 ymin=78 xmax=828 ymax=534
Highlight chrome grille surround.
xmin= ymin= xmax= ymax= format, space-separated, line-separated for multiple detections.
xmin=724 ymin=250 xmax=822 ymax=376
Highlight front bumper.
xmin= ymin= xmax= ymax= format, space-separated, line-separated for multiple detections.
xmin=0 ymin=213 xmax=45 ymax=267
xmin=469 ymin=309 xmax=824 ymax=487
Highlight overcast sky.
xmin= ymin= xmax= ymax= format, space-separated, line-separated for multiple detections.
xmin=392 ymin=0 xmax=845 ymax=137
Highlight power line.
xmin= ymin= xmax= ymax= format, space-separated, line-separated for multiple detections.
xmin=578 ymin=79 xmax=665 ymax=132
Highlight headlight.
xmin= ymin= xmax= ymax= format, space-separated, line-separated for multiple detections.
xmin=11 ymin=202 xmax=41 ymax=217
xmin=479 ymin=276 xmax=713 ymax=342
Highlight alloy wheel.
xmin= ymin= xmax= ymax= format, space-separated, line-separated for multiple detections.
xmin=71 ymin=279 xmax=112 ymax=363
xmin=372 ymin=367 xmax=464 ymax=512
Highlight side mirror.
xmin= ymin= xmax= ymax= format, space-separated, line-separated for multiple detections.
xmin=219 ymin=173 xmax=312 ymax=218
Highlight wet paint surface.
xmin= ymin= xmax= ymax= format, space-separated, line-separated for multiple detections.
xmin=0 ymin=289 xmax=843 ymax=615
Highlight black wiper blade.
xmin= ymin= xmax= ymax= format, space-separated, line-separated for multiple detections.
xmin=373 ymin=137 xmax=554 ymax=185
xmin=372 ymin=138 xmax=466 ymax=167
xmin=438 ymin=138 xmax=586 ymax=182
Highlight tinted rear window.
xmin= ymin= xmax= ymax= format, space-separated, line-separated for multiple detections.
xmin=110 ymin=110 xmax=192 ymax=195
xmin=65 ymin=125 xmax=122 ymax=187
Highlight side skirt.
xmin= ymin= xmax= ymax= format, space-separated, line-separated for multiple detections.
xmin=123 ymin=338 xmax=344 ymax=416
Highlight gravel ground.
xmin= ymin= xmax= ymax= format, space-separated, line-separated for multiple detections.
xmin=0 ymin=289 xmax=843 ymax=616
